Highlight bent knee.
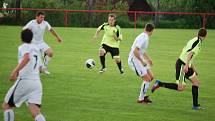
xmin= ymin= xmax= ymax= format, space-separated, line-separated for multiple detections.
xmin=2 ymin=103 xmax=10 ymax=111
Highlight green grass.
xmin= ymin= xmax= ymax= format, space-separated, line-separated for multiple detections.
xmin=0 ymin=26 xmax=215 ymax=121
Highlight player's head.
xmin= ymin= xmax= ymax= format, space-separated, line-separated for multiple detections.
xmin=145 ymin=23 xmax=155 ymax=36
xmin=21 ymin=29 xmax=33 ymax=43
xmin=108 ymin=13 xmax=116 ymax=26
xmin=198 ymin=28 xmax=207 ymax=40
xmin=36 ymin=11 xmax=45 ymax=24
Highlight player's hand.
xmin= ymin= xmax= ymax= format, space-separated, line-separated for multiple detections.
xmin=92 ymin=35 xmax=97 ymax=42
xmin=148 ymin=59 xmax=153 ymax=66
xmin=57 ymin=37 xmax=62 ymax=43
xmin=9 ymin=70 xmax=18 ymax=81
xmin=183 ymin=64 xmax=189 ymax=73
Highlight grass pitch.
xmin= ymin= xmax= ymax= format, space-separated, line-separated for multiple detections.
xmin=0 ymin=26 xmax=215 ymax=121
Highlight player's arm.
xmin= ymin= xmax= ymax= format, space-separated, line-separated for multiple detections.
xmin=133 ymin=47 xmax=147 ymax=66
xmin=183 ymin=51 xmax=193 ymax=73
xmin=10 ymin=53 xmax=30 ymax=81
xmin=143 ymin=52 xmax=153 ymax=66
xmin=93 ymin=27 xmax=102 ymax=41
xmin=50 ymin=28 xmax=62 ymax=43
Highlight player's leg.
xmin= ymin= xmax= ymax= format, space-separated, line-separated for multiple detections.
xmin=151 ymin=59 xmax=186 ymax=93
xmin=112 ymin=47 xmax=124 ymax=74
xmin=138 ymin=74 xmax=152 ymax=104
xmin=187 ymin=69 xmax=203 ymax=110
xmin=28 ymin=103 xmax=46 ymax=121
xmin=2 ymin=102 xmax=14 ymax=121
xmin=99 ymin=45 xmax=107 ymax=73
xmin=41 ymin=42 xmax=52 ymax=74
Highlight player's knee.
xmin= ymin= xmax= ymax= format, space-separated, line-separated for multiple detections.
xmin=30 ymin=108 xmax=41 ymax=118
xmin=192 ymin=80 xmax=199 ymax=86
xmin=177 ymin=85 xmax=185 ymax=91
xmin=115 ymin=58 xmax=120 ymax=63
xmin=47 ymin=52 xmax=53 ymax=57
xmin=2 ymin=103 xmax=10 ymax=111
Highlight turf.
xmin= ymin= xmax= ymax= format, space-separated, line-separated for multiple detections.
xmin=0 ymin=26 xmax=215 ymax=121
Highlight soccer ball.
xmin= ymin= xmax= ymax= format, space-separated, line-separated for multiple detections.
xmin=85 ymin=59 xmax=95 ymax=69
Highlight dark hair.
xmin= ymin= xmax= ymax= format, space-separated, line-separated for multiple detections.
xmin=36 ymin=11 xmax=45 ymax=17
xmin=145 ymin=23 xmax=155 ymax=32
xmin=108 ymin=13 xmax=116 ymax=19
xmin=198 ymin=28 xmax=207 ymax=37
xmin=21 ymin=29 xmax=33 ymax=43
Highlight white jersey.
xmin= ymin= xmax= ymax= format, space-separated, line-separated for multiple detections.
xmin=128 ymin=32 xmax=149 ymax=61
xmin=23 ymin=20 xmax=52 ymax=44
xmin=18 ymin=43 xmax=41 ymax=80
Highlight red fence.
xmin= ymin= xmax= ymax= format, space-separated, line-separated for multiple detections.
xmin=1 ymin=8 xmax=215 ymax=28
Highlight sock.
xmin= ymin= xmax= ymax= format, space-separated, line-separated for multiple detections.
xmin=35 ymin=114 xmax=46 ymax=121
xmin=4 ymin=109 xmax=14 ymax=121
xmin=139 ymin=81 xmax=150 ymax=100
xmin=159 ymin=81 xmax=178 ymax=90
xmin=44 ymin=55 xmax=51 ymax=66
xmin=116 ymin=61 xmax=122 ymax=71
xmin=99 ymin=55 xmax=105 ymax=69
xmin=192 ymin=85 xmax=199 ymax=107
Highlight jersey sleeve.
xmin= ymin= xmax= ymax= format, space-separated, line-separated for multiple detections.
xmin=45 ymin=21 xmax=52 ymax=31
xmin=19 ymin=44 xmax=31 ymax=57
xmin=116 ymin=25 xmax=123 ymax=40
xmin=135 ymin=36 xmax=145 ymax=49
xmin=23 ymin=20 xmax=33 ymax=30
xmin=97 ymin=23 xmax=107 ymax=31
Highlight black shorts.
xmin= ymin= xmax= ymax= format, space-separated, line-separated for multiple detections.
xmin=175 ymin=59 xmax=195 ymax=81
xmin=101 ymin=44 xmax=120 ymax=58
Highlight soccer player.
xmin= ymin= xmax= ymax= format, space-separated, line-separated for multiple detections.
xmin=128 ymin=23 xmax=155 ymax=104
xmin=2 ymin=29 xmax=46 ymax=121
xmin=151 ymin=28 xmax=207 ymax=110
xmin=23 ymin=11 xmax=62 ymax=74
xmin=93 ymin=13 xmax=124 ymax=74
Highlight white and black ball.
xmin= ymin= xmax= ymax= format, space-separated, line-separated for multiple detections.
xmin=85 ymin=59 xmax=95 ymax=69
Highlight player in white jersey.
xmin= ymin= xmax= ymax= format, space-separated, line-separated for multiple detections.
xmin=23 ymin=11 xmax=62 ymax=74
xmin=128 ymin=23 xmax=155 ymax=104
xmin=2 ymin=29 xmax=46 ymax=121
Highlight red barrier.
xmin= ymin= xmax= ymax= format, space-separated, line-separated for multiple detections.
xmin=1 ymin=8 xmax=215 ymax=28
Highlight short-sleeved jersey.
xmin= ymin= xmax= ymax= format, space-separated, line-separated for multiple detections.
xmin=98 ymin=23 xmax=122 ymax=48
xmin=18 ymin=43 xmax=42 ymax=80
xmin=128 ymin=32 xmax=149 ymax=61
xmin=23 ymin=20 xmax=52 ymax=44
xmin=179 ymin=37 xmax=202 ymax=66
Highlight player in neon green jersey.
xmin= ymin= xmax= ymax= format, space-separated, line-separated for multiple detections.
xmin=93 ymin=14 xmax=124 ymax=74
xmin=151 ymin=28 xmax=207 ymax=110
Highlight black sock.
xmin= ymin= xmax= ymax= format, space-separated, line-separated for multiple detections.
xmin=192 ymin=85 xmax=199 ymax=107
xmin=117 ymin=61 xmax=122 ymax=71
xmin=159 ymin=82 xmax=178 ymax=90
xmin=100 ymin=56 xmax=105 ymax=69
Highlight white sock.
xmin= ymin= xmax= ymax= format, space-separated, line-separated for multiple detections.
xmin=4 ymin=109 xmax=14 ymax=121
xmin=44 ymin=55 xmax=51 ymax=66
xmin=35 ymin=114 xmax=46 ymax=121
xmin=138 ymin=81 xmax=150 ymax=100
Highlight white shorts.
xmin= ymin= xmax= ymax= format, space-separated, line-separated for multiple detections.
xmin=35 ymin=42 xmax=50 ymax=54
xmin=128 ymin=57 xmax=150 ymax=77
xmin=4 ymin=78 xmax=42 ymax=107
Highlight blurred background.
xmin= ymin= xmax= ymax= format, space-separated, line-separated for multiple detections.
xmin=0 ymin=0 xmax=215 ymax=28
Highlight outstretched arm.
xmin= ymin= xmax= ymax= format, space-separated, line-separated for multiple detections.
xmin=50 ymin=28 xmax=62 ymax=43
xmin=10 ymin=53 xmax=30 ymax=81
xmin=93 ymin=29 xmax=101 ymax=41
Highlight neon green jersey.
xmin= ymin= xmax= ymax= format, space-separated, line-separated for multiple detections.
xmin=97 ymin=23 xmax=122 ymax=48
xmin=179 ymin=37 xmax=202 ymax=66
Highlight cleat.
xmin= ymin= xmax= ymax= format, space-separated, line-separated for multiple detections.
xmin=120 ymin=69 xmax=124 ymax=74
xmin=192 ymin=104 xmax=205 ymax=110
xmin=151 ymin=80 xmax=160 ymax=93
xmin=137 ymin=96 xmax=152 ymax=104
xmin=42 ymin=67 xmax=51 ymax=75
xmin=99 ymin=68 xmax=106 ymax=73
